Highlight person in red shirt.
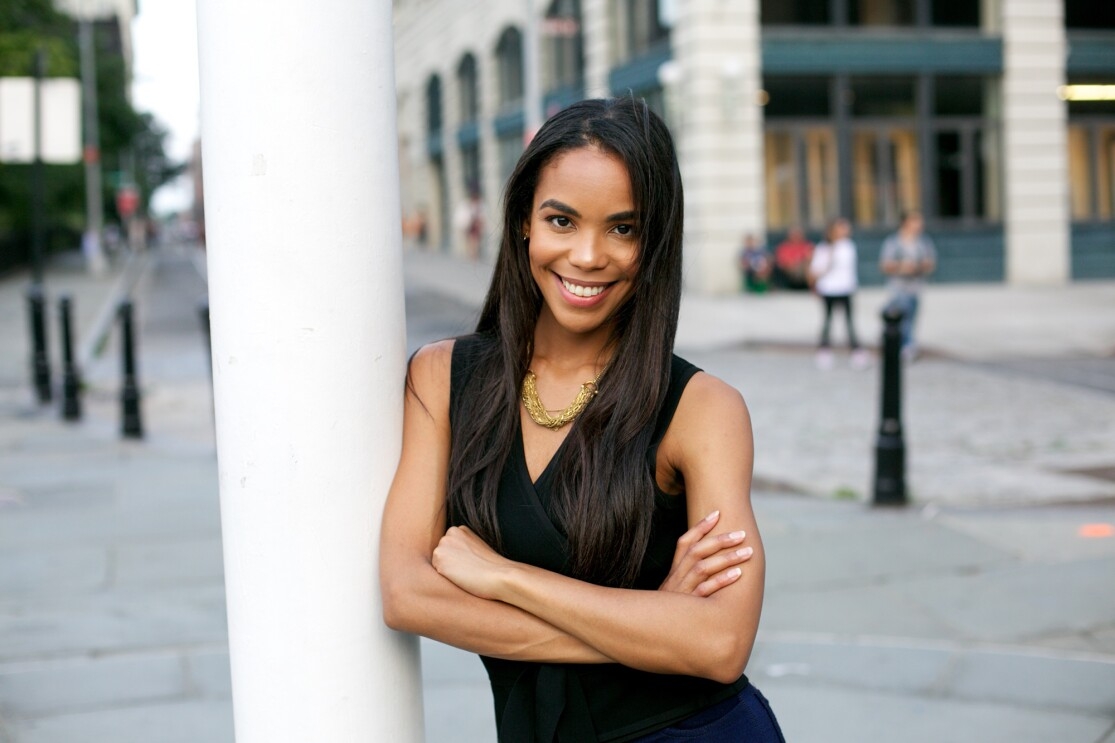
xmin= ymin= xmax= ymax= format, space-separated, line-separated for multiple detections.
xmin=772 ymin=226 xmax=814 ymax=290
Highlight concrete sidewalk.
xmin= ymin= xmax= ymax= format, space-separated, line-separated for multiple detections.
xmin=0 ymin=245 xmax=1113 ymax=743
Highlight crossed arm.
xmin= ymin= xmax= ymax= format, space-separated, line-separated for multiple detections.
xmin=379 ymin=340 xmax=765 ymax=682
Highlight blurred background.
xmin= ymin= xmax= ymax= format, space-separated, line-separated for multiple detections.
xmin=0 ymin=1 xmax=1113 ymax=742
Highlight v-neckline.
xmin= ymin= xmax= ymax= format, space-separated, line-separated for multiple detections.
xmin=517 ymin=417 xmax=572 ymax=488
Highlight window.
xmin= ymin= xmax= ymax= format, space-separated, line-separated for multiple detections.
xmin=761 ymin=0 xmax=829 ymax=25
xmin=852 ymin=128 xmax=919 ymax=226
xmin=851 ymin=76 xmax=916 ymax=118
xmin=934 ymin=76 xmax=984 ymax=116
xmin=457 ymin=54 xmax=479 ymax=122
xmin=1067 ymin=75 xmax=1115 ymax=221
xmin=930 ymin=0 xmax=978 ymax=27
xmin=1065 ymin=0 xmax=1115 ymax=29
xmin=616 ymin=0 xmax=669 ymax=61
xmin=761 ymin=0 xmax=977 ymax=27
xmin=461 ymin=143 xmax=481 ymax=195
xmin=764 ymin=76 xmax=838 ymax=230
xmin=764 ymin=128 xmax=839 ymax=230
xmin=426 ymin=75 xmax=442 ymax=135
xmin=1070 ymin=125 xmax=1115 ymax=221
xmin=495 ymin=27 xmax=524 ymax=107
xmin=931 ymin=76 xmax=1002 ymax=222
xmin=545 ymin=0 xmax=584 ymax=92
xmin=849 ymin=0 xmax=915 ymax=27
xmin=764 ymin=76 xmax=831 ymax=118
xmin=763 ymin=73 xmax=1002 ymax=230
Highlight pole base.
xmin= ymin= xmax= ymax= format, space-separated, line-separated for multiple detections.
xmin=873 ymin=436 xmax=907 ymax=507
xmin=62 ymin=370 xmax=82 ymax=421
xmin=121 ymin=382 xmax=143 ymax=439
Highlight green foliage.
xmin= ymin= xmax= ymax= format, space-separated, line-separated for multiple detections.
xmin=0 ymin=2 xmax=184 ymax=271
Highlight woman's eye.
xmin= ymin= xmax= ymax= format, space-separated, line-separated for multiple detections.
xmin=613 ymin=224 xmax=634 ymax=236
xmin=548 ymin=216 xmax=573 ymax=229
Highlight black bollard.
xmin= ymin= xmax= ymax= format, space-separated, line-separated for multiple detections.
xmin=27 ymin=284 xmax=52 ymax=403
xmin=873 ymin=301 xmax=906 ymax=506
xmin=119 ymin=300 xmax=143 ymax=439
xmin=59 ymin=296 xmax=82 ymax=421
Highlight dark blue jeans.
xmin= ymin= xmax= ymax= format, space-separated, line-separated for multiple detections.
xmin=890 ymin=292 xmax=920 ymax=350
xmin=631 ymin=684 xmax=785 ymax=742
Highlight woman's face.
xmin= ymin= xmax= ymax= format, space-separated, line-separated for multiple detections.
xmin=524 ymin=146 xmax=638 ymax=338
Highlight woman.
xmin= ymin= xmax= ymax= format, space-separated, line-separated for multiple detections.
xmin=809 ymin=217 xmax=868 ymax=370
xmin=380 ymin=99 xmax=783 ymax=742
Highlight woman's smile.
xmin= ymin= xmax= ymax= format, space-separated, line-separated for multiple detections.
xmin=557 ymin=273 xmax=613 ymax=301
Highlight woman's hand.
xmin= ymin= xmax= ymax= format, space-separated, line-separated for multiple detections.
xmin=658 ymin=511 xmax=753 ymax=597
xmin=432 ymin=525 xmax=512 ymax=601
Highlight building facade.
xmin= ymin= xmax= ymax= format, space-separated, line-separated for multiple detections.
xmin=393 ymin=0 xmax=1115 ymax=292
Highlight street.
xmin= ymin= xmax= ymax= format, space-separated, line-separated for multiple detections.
xmin=0 ymin=244 xmax=1113 ymax=742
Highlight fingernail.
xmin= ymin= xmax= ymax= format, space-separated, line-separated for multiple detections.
xmin=737 ymin=547 xmax=753 ymax=558
xmin=705 ymin=510 xmax=720 ymax=522
xmin=729 ymin=530 xmax=746 ymax=540
xmin=728 ymin=567 xmax=742 ymax=578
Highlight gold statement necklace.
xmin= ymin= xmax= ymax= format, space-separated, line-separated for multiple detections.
xmin=521 ymin=369 xmax=603 ymax=430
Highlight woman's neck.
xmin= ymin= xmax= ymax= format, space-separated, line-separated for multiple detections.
xmin=530 ymin=310 xmax=614 ymax=379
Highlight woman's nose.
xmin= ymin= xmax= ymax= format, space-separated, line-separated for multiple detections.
xmin=567 ymin=233 xmax=608 ymax=270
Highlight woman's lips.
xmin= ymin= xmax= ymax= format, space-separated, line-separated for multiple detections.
xmin=555 ymin=273 xmax=613 ymax=306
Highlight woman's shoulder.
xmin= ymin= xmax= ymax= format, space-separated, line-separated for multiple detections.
xmin=409 ymin=338 xmax=455 ymax=378
xmin=660 ymin=369 xmax=752 ymax=471
xmin=677 ymin=370 xmax=747 ymax=420
xmin=410 ymin=332 xmax=494 ymax=376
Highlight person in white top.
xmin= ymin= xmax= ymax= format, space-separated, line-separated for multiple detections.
xmin=808 ymin=217 xmax=868 ymax=369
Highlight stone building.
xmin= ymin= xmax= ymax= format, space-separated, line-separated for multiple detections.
xmin=393 ymin=0 xmax=1115 ymax=292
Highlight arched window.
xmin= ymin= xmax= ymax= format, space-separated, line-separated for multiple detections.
xmin=457 ymin=53 xmax=480 ymax=122
xmin=425 ymin=74 xmax=442 ymax=136
xmin=545 ymin=0 xmax=584 ymax=94
xmin=495 ymin=26 xmax=524 ymax=107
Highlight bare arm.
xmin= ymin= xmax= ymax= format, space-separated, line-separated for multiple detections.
xmin=380 ymin=341 xmax=609 ymax=662
xmin=432 ymin=374 xmax=765 ymax=683
xmin=379 ymin=345 xmax=751 ymax=663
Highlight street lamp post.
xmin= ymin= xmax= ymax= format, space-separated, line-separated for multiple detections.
xmin=78 ymin=10 xmax=107 ymax=275
xmin=28 ymin=48 xmax=52 ymax=404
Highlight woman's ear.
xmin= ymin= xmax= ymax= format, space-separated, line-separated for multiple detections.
xmin=521 ymin=219 xmax=530 ymax=241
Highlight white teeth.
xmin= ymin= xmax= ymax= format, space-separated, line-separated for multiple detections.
xmin=561 ymin=278 xmax=605 ymax=298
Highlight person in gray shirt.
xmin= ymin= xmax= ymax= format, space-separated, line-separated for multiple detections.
xmin=879 ymin=210 xmax=936 ymax=359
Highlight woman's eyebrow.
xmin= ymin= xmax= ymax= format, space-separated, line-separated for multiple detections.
xmin=538 ymin=198 xmax=580 ymax=217
xmin=607 ymin=210 xmax=636 ymax=222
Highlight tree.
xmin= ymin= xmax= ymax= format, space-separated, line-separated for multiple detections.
xmin=0 ymin=1 xmax=183 ymax=273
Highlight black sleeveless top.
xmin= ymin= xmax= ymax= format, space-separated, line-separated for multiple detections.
xmin=449 ymin=334 xmax=749 ymax=743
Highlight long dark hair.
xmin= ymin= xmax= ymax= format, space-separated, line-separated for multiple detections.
xmin=446 ymin=98 xmax=684 ymax=587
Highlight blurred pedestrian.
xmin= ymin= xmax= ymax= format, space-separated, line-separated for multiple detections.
xmin=879 ymin=210 xmax=936 ymax=360
xmin=738 ymin=233 xmax=772 ymax=293
xmin=809 ymin=217 xmax=868 ymax=369
xmin=772 ymin=226 xmax=813 ymax=290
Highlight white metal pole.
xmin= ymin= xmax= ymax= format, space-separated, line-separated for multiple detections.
xmin=195 ymin=3 xmax=423 ymax=742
